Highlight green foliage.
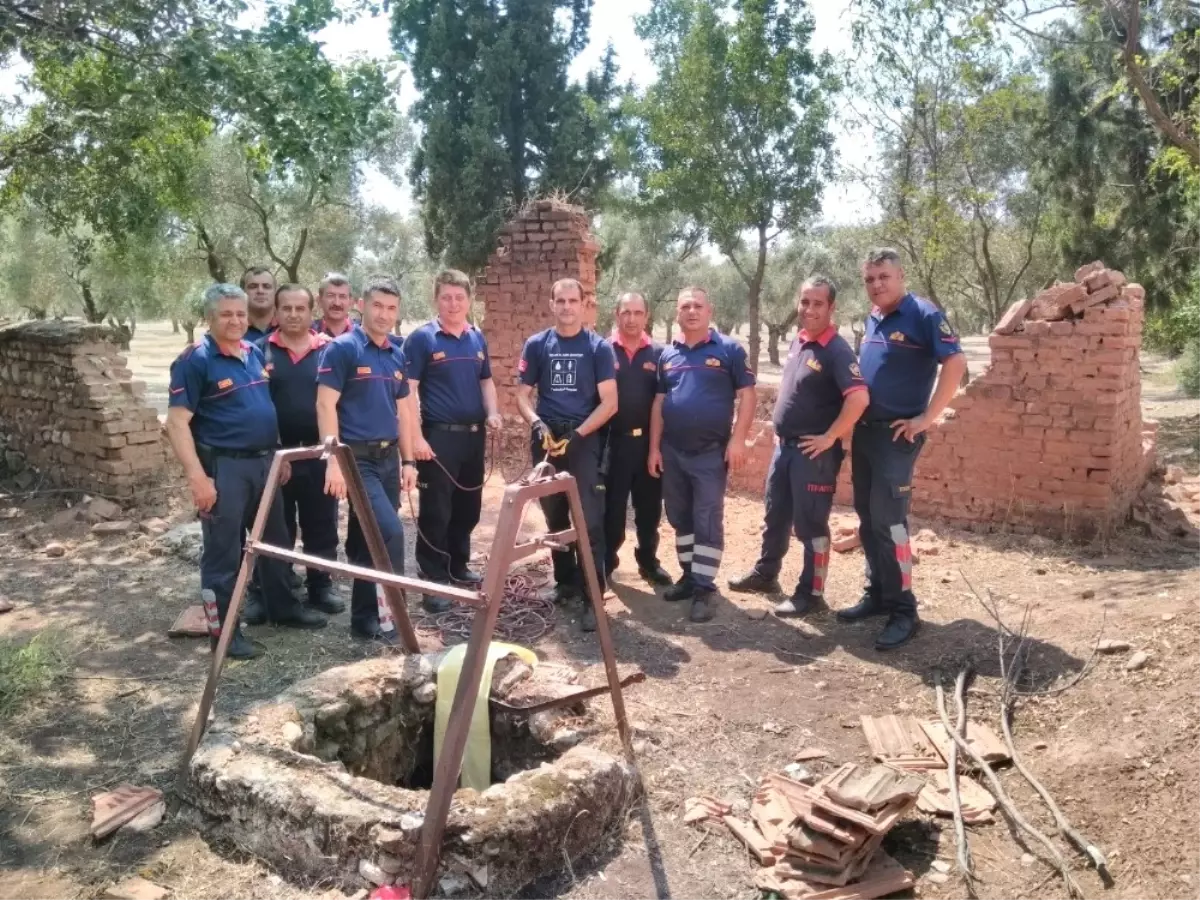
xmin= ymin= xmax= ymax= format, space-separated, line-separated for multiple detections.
xmin=632 ymin=0 xmax=835 ymax=370
xmin=392 ymin=0 xmax=626 ymax=271
xmin=1176 ymin=339 xmax=1200 ymax=398
xmin=0 ymin=630 xmax=67 ymax=720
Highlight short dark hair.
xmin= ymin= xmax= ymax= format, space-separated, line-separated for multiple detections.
xmin=800 ymin=275 xmax=838 ymax=304
xmin=275 ymin=283 xmax=313 ymax=307
xmin=318 ymin=272 xmax=351 ymax=295
xmin=240 ymin=266 xmax=274 ymax=288
xmin=362 ymin=276 xmax=401 ymax=304
xmin=863 ymin=248 xmax=903 ymax=268
xmin=434 ymin=269 xmax=472 ymax=300
xmin=551 ymin=277 xmax=583 ymax=300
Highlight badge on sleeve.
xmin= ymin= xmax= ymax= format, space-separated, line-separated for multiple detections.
xmin=477 ymin=351 xmax=485 ymax=360
xmin=849 ymin=362 xmax=862 ymax=378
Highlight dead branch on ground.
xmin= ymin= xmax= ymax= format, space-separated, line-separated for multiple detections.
xmin=935 ymin=668 xmax=977 ymax=897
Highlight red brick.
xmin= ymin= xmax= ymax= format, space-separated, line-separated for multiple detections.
xmin=993 ymin=297 xmax=1032 ymax=335
xmin=1074 ymin=261 xmax=1105 ymax=282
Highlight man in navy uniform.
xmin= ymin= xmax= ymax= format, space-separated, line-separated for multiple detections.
xmin=648 ymin=286 xmax=756 ymax=623
xmin=255 ymin=284 xmax=344 ymax=617
xmin=316 ymin=272 xmax=356 ymax=339
xmin=516 ymin=278 xmax=617 ymax=632
xmin=241 ymin=266 xmax=277 ymax=343
xmin=165 ymin=284 xmax=327 ymax=660
xmin=728 ymin=276 xmax=869 ymax=616
xmin=838 ymin=249 xmax=966 ymax=649
xmin=405 ymin=269 xmax=502 ymax=609
xmin=603 ymin=292 xmax=671 ymax=586
xmin=317 ymin=276 xmax=418 ymax=644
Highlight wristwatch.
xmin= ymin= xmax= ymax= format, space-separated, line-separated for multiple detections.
xmin=402 ymin=459 xmax=416 ymax=467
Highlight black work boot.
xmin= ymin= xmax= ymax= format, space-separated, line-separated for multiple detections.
xmin=663 ymin=576 xmax=695 ymax=603
xmin=288 ymin=568 xmax=304 ymax=594
xmin=580 ymin=602 xmax=598 ymax=632
xmin=242 ymin=584 xmax=267 ymax=626
xmin=875 ymin=611 xmax=920 ymax=650
xmin=351 ymin=622 xmax=400 ymax=646
xmin=836 ymin=590 xmax=887 ymax=622
xmin=540 ymin=583 xmax=582 ymax=605
xmin=307 ymin=583 xmax=345 ymax=615
xmin=689 ymin=591 xmax=715 ymax=622
xmin=451 ymin=568 xmax=483 ymax=585
xmin=271 ymin=606 xmax=328 ymax=629
xmin=211 ymin=628 xmax=261 ymax=661
xmin=422 ymin=593 xmax=453 ymax=614
xmin=638 ymin=562 xmax=673 ymax=586
xmin=774 ymin=586 xmax=827 ymax=618
xmin=728 ymin=570 xmax=782 ymax=595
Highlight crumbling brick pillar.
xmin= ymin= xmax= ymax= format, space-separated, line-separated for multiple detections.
xmin=730 ymin=261 xmax=1156 ymax=538
xmin=478 ymin=199 xmax=600 ymax=419
xmin=0 ymin=321 xmax=168 ymax=497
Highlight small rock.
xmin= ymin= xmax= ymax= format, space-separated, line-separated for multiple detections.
xmin=412 ymin=682 xmax=437 ymax=704
xmin=399 ymin=812 xmax=424 ymax=834
xmin=359 ymin=859 xmax=390 ymax=886
xmin=915 ymin=543 xmax=939 ymax=557
xmin=926 ymin=872 xmax=950 ymax=885
xmin=1021 ymin=853 xmax=1035 ymax=866
xmin=762 ymin=721 xmax=787 ymax=735
xmin=84 ymin=497 xmax=123 ymax=521
xmin=0 ymin=597 xmax=13 ymax=614
xmin=376 ymin=852 xmax=404 ymax=875
xmin=231 ymin=741 xmax=242 ymax=753
xmin=43 ymin=542 xmax=66 ymax=557
xmin=1096 ymin=639 xmax=1131 ymax=653
xmin=1033 ymin=741 xmax=1048 ymax=750
xmin=931 ymin=860 xmax=951 ymax=873
xmin=466 ymin=862 xmax=489 ymax=889
xmin=281 ymin=721 xmax=304 ymax=745
xmin=745 ymin=608 xmax=768 ymax=621
xmin=783 ymin=763 xmax=814 ymax=783
xmin=814 ymin=681 xmax=827 ymax=690
xmin=1124 ymin=651 xmax=1150 ymax=672
xmin=437 ymin=874 xmax=470 ymax=896
xmin=841 ymin=720 xmax=858 ymax=729
xmin=1080 ymin=589 xmax=1095 ymax=599
xmin=121 ymin=799 xmax=166 ymax=833
xmin=1161 ymin=613 xmax=1176 ymax=622
xmin=91 ymin=520 xmax=136 ymax=536
xmin=139 ymin=517 xmax=170 ymax=536
xmin=1035 ymin=567 xmax=1047 ymax=575
xmin=103 ymin=877 xmax=169 ymax=900
xmin=632 ymin=739 xmax=650 ymax=755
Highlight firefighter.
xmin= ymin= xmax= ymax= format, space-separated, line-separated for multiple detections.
xmin=728 ymin=276 xmax=868 ymax=616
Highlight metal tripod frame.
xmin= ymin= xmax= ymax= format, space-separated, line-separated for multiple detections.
xmin=176 ymin=438 xmax=634 ymax=899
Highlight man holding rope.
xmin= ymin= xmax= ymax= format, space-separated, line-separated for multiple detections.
xmin=404 ymin=270 xmax=502 ymax=612
xmin=516 ymin=278 xmax=617 ymax=633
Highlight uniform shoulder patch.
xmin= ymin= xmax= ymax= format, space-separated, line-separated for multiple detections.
xmin=477 ymin=351 xmax=485 ymax=360
xmin=849 ymin=362 xmax=862 ymax=378
xmin=939 ymin=319 xmax=953 ymax=335
xmin=394 ymin=371 xmax=404 ymax=380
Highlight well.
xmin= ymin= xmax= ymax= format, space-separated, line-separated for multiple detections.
xmin=182 ymin=654 xmax=639 ymax=895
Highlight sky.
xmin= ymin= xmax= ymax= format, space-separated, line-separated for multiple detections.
xmin=0 ymin=0 xmax=880 ymax=225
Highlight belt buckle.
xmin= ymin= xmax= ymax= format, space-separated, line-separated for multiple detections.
xmin=469 ymin=424 xmax=479 ymax=433
xmin=630 ymin=428 xmax=643 ymax=437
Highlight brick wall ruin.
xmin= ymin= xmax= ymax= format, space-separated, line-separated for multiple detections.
xmin=731 ymin=261 xmax=1157 ymax=537
xmin=479 ymin=199 xmax=600 ymax=418
xmin=0 ymin=320 xmax=168 ymax=497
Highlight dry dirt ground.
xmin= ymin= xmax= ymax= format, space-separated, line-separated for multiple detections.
xmin=1 ymin=336 xmax=1198 ymax=900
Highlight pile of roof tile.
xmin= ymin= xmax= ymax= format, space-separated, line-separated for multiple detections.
xmin=719 ymin=764 xmax=923 ymax=900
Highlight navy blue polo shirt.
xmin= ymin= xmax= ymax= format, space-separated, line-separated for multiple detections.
xmin=859 ymin=293 xmax=963 ymax=421
xmin=774 ymin=326 xmax=868 ymax=438
xmin=261 ymin=331 xmax=326 ymax=446
xmin=657 ymin=328 xmax=756 ymax=452
xmin=317 ymin=327 xmax=410 ymax=442
xmin=168 ymin=335 xmax=279 ymax=450
xmin=519 ymin=328 xmax=616 ymax=425
xmin=403 ymin=320 xmax=493 ymax=425
xmin=244 ymin=322 xmax=276 ymax=344
xmin=610 ymin=333 xmax=663 ymax=434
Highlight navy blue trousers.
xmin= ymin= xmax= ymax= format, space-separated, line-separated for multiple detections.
xmin=603 ymin=433 xmax=663 ymax=572
xmin=531 ymin=432 xmax=606 ymax=592
xmin=415 ymin=428 xmax=485 ymax=582
xmin=753 ymin=443 xmax=842 ymax=596
xmin=344 ymin=454 xmax=404 ymax=631
xmin=851 ymin=421 xmax=924 ymax=614
xmin=661 ymin=442 xmax=727 ymax=591
xmin=281 ymin=457 xmax=338 ymax=592
xmin=200 ymin=455 xmax=301 ymax=631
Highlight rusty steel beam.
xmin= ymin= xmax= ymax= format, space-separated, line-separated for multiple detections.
xmin=411 ymin=471 xmax=635 ymax=899
xmin=508 ymin=527 xmax=578 ymax=562
xmin=490 ymin=672 xmax=646 ymax=714
xmin=250 ymin=542 xmax=482 ymax=607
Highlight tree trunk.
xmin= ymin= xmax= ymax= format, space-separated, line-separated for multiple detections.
xmin=80 ymin=281 xmax=104 ymax=323
xmin=745 ymin=224 xmax=769 ymax=374
xmin=172 ymin=319 xmax=180 ymax=334
xmin=766 ymin=325 xmax=783 ymax=366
